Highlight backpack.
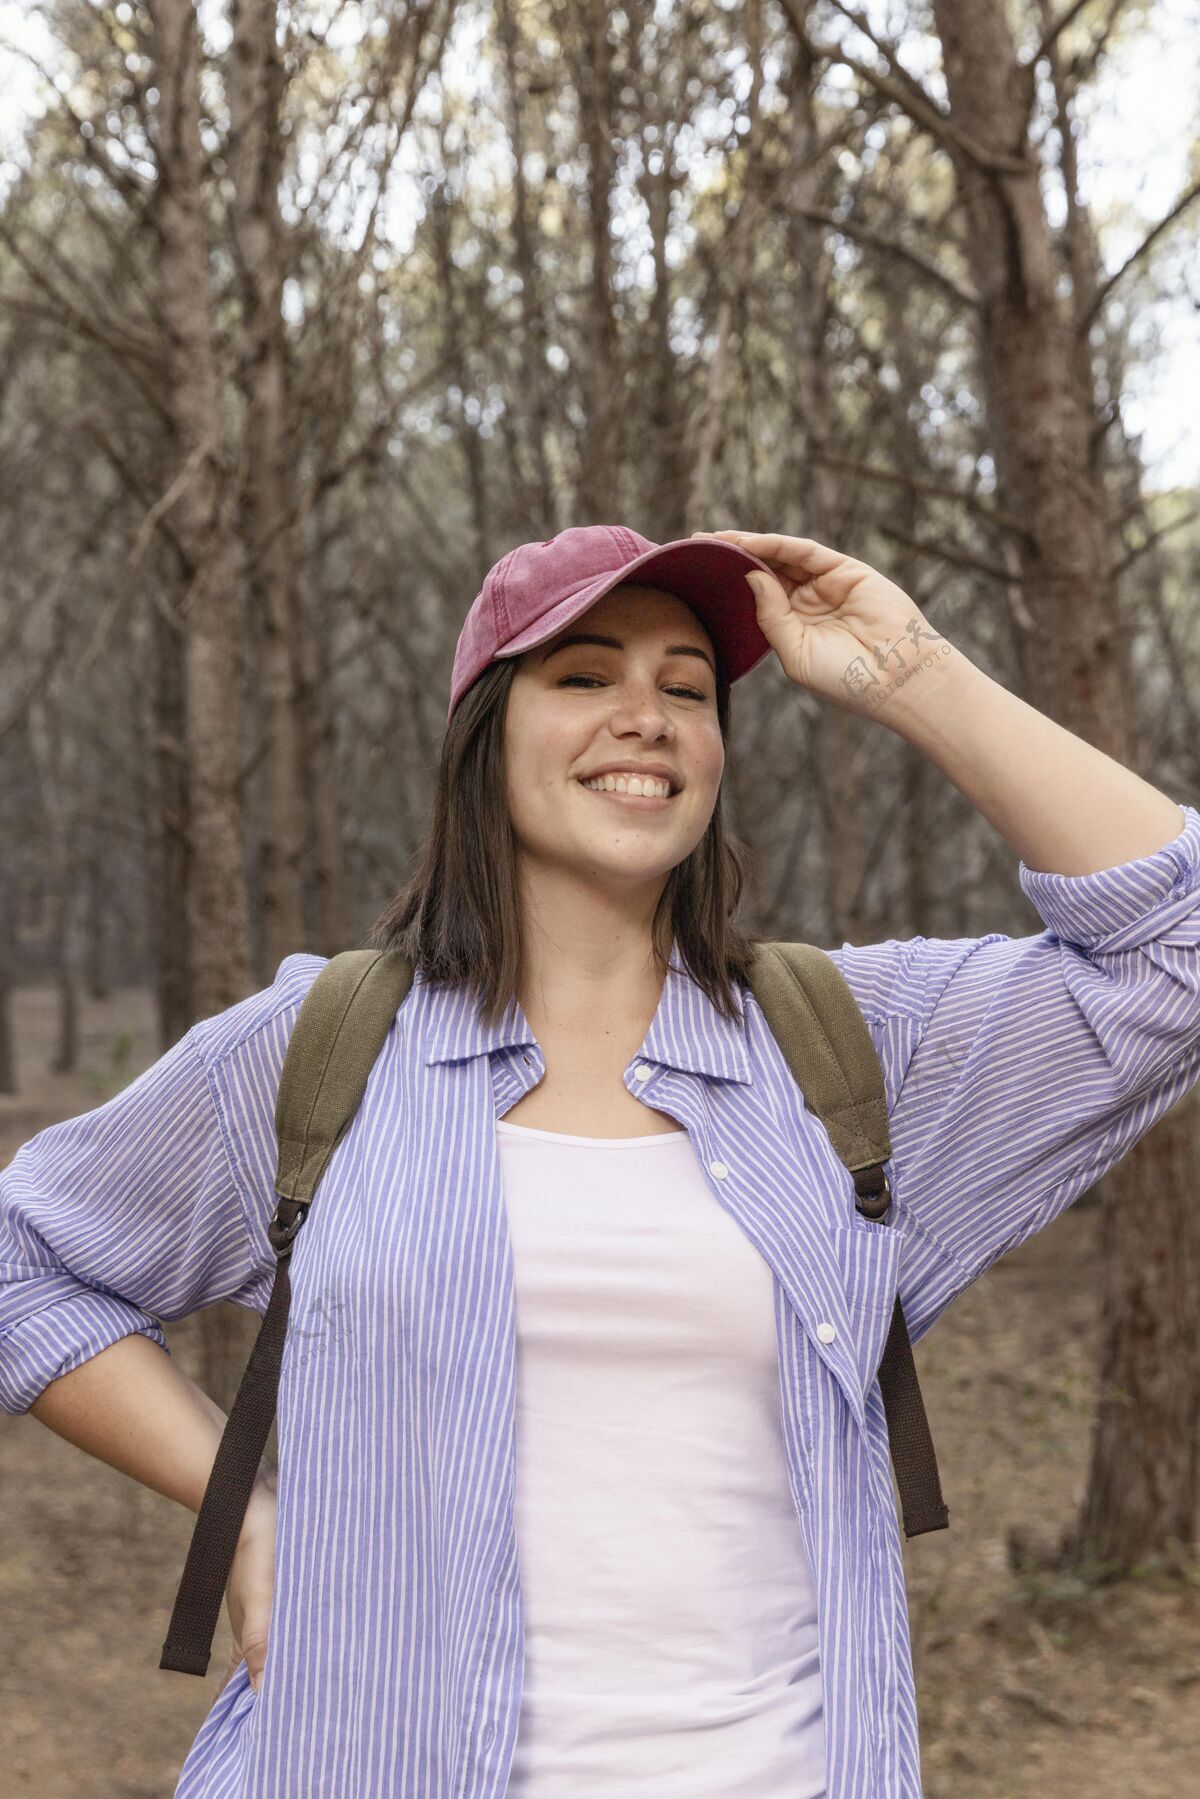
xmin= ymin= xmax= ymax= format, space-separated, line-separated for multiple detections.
xmin=160 ymin=943 xmax=948 ymax=1677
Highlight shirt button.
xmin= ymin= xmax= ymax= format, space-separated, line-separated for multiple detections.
xmin=816 ymin=1321 xmax=837 ymax=1344
xmin=633 ymin=1063 xmax=651 ymax=1081
xmin=709 ymin=1160 xmax=729 ymax=1179
xmin=480 ymin=1720 xmax=496 ymax=1748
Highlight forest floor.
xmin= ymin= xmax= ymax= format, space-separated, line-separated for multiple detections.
xmin=2 ymin=980 xmax=1198 ymax=1797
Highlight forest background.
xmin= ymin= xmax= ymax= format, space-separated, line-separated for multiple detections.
xmin=1 ymin=1 xmax=1199 ymax=1793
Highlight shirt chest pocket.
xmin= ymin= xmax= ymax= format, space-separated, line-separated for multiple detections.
xmin=826 ymin=1218 xmax=904 ymax=1409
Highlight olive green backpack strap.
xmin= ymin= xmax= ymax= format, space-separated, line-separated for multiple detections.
xmin=159 ymin=948 xmax=415 ymax=1676
xmin=747 ymin=940 xmax=950 ymax=1539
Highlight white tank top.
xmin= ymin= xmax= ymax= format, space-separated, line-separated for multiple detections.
xmin=496 ymin=1115 xmax=827 ymax=1798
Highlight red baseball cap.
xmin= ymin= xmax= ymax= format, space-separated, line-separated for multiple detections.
xmin=447 ymin=524 xmax=776 ymax=724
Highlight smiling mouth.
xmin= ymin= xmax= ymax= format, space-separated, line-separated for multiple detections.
xmin=575 ymin=778 xmax=678 ymax=809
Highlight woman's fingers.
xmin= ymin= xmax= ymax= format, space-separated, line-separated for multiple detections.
xmin=232 ymin=1611 xmax=271 ymax=1694
xmin=214 ymin=1637 xmax=265 ymax=1695
xmin=691 ymin=529 xmax=843 ymax=577
xmin=226 ymin=1485 xmax=278 ymax=1697
xmin=242 ymin=1621 xmax=270 ymax=1694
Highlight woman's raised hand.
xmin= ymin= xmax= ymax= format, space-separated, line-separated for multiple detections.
xmin=692 ymin=529 xmax=949 ymax=719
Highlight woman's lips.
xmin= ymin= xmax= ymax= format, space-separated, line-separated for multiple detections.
xmin=575 ymin=779 xmax=677 ymax=811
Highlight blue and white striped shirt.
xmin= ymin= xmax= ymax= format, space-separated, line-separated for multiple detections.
xmin=4 ymin=801 xmax=1199 ymax=1797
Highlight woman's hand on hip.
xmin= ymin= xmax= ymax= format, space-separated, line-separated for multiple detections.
xmin=219 ymin=1483 xmax=277 ymax=1696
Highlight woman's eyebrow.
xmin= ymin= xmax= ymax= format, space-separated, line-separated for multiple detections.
xmin=538 ymin=632 xmax=716 ymax=676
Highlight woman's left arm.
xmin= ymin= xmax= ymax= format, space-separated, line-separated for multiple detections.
xmin=698 ymin=528 xmax=1199 ymax=1339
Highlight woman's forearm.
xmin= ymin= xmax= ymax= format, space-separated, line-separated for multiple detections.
xmin=27 ymin=1330 xmax=277 ymax=1521
xmin=880 ymin=646 xmax=1186 ymax=877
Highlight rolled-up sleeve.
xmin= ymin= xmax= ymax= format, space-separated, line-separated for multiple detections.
xmin=825 ymin=801 xmax=1200 ymax=1340
xmin=0 ymin=953 xmax=328 ymax=1415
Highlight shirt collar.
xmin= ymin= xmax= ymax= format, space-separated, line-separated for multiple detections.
xmin=417 ymin=939 xmax=753 ymax=1086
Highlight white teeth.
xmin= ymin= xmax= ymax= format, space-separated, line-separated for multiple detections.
xmin=579 ymin=773 xmax=673 ymax=798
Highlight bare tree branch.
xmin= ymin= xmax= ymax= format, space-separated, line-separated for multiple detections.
xmin=1 ymin=40 xmax=151 ymax=217
xmin=1078 ymin=178 xmax=1200 ymax=333
xmin=794 ymin=204 xmax=980 ymax=308
xmin=874 ymin=521 xmax=1022 ymax=585
xmin=0 ymin=222 xmax=161 ymax=370
xmin=1063 ymin=0 xmax=1139 ymax=83
xmin=799 ymin=449 xmax=1028 ymax=536
xmin=1111 ymin=508 xmax=1200 ymax=583
xmin=80 ymin=420 xmax=188 ymax=576
xmin=1024 ymin=0 xmax=1095 ymax=68
xmin=823 ymin=0 xmax=944 ymax=115
xmin=73 ymin=441 xmax=212 ymax=679
xmin=776 ymin=0 xmax=1030 ymax=175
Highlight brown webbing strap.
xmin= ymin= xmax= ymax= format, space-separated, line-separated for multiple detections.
xmin=159 ymin=949 xmax=415 ymax=1675
xmin=876 ymin=1289 xmax=951 ymax=1536
xmin=747 ymin=942 xmax=949 ymax=1537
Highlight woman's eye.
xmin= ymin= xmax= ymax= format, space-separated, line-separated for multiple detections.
xmin=557 ymin=675 xmax=707 ymax=701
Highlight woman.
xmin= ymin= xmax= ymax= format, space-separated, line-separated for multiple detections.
xmin=3 ymin=524 xmax=1198 ymax=1799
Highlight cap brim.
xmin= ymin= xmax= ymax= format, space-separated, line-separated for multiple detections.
xmin=491 ymin=536 xmax=776 ymax=685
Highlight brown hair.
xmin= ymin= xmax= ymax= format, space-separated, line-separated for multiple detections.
xmin=365 ymin=650 xmax=763 ymax=1027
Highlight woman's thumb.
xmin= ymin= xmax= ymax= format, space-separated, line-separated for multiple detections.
xmin=745 ymin=568 xmax=790 ymax=631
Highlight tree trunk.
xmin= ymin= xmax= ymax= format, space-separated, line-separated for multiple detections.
xmin=148 ymin=0 xmax=255 ymax=1405
xmin=575 ymin=0 xmax=620 ymax=521
xmin=27 ymin=696 xmax=83 ymax=1078
xmin=930 ymin=0 xmax=1199 ymax=1574
xmin=142 ymin=550 xmax=192 ymax=1051
xmin=1065 ymin=1086 xmax=1200 ymax=1579
xmin=148 ymin=0 xmax=253 ymax=1026
xmin=495 ymin=0 xmax=563 ymax=532
xmin=930 ymin=0 xmax=1130 ymax=752
xmin=293 ymin=561 xmax=350 ymax=954
xmin=228 ymin=0 xmax=307 ymax=983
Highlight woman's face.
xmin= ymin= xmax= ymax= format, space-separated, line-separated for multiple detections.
xmin=503 ymin=583 xmax=726 ymax=898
